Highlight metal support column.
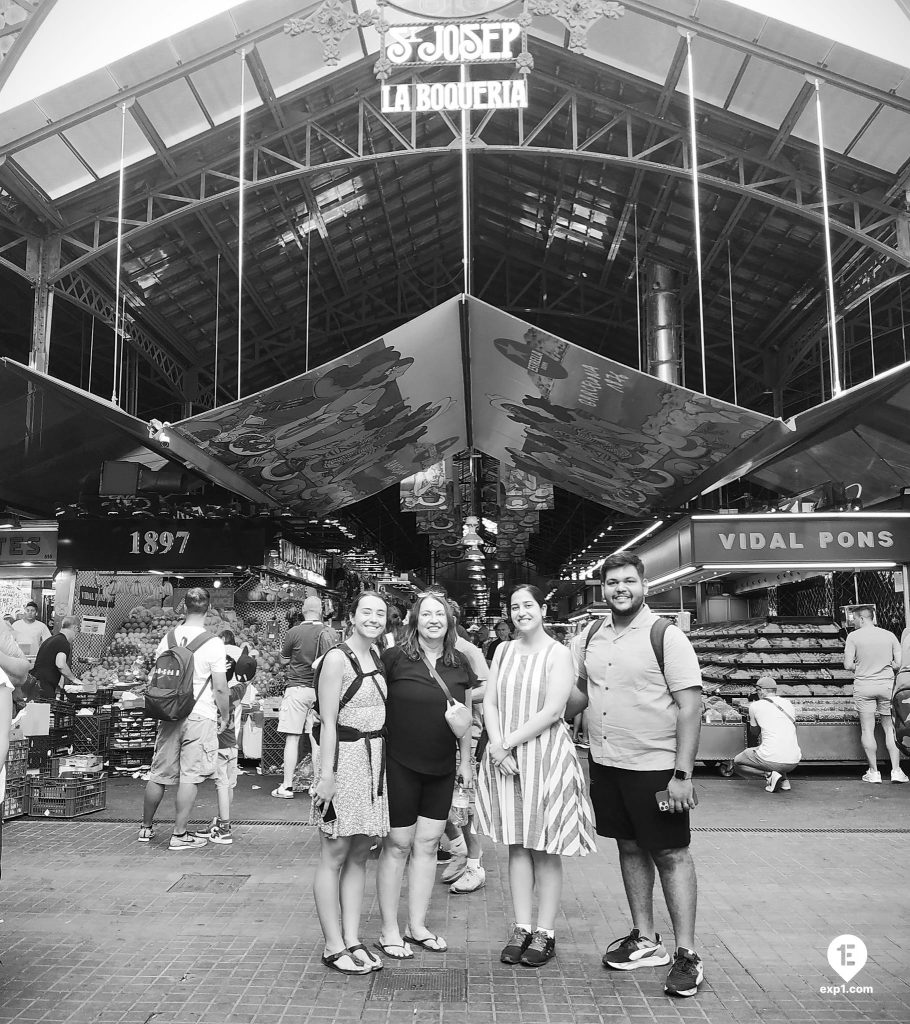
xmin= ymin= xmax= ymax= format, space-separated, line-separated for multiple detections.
xmin=645 ymin=263 xmax=682 ymax=384
xmin=26 ymin=235 xmax=62 ymax=374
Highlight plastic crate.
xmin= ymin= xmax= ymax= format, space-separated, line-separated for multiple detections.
xmin=6 ymin=738 xmax=28 ymax=781
xmin=27 ymin=775 xmax=107 ymax=818
xmin=28 ymin=730 xmax=73 ymax=770
xmin=72 ymin=712 xmax=113 ymax=754
xmin=108 ymin=748 xmax=154 ymax=771
xmin=2 ymin=778 xmax=28 ymax=821
xmin=50 ymin=699 xmax=75 ymax=731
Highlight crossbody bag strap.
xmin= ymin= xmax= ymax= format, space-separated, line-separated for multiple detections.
xmin=419 ymin=653 xmax=457 ymax=703
xmin=760 ymin=695 xmax=795 ymax=724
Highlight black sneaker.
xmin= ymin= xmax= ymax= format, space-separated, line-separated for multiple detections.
xmin=664 ymin=947 xmax=704 ymax=997
xmin=500 ymin=925 xmax=532 ymax=964
xmin=520 ymin=930 xmax=556 ymax=968
xmin=602 ymin=928 xmax=670 ymax=970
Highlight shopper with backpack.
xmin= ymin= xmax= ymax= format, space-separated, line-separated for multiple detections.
xmin=309 ymin=591 xmax=389 ymax=975
xmin=138 ymin=587 xmax=229 ymax=850
xmin=567 ymin=553 xmax=705 ymax=998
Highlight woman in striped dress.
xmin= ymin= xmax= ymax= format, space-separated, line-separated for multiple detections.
xmin=475 ymin=585 xmax=596 ymax=968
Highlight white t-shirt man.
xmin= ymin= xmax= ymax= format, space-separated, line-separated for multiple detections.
xmin=152 ymin=626 xmax=226 ymax=722
xmin=749 ymin=694 xmax=801 ymax=764
xmin=12 ymin=618 xmax=51 ymax=663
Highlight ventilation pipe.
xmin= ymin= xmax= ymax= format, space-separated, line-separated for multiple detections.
xmin=645 ymin=262 xmax=682 ymax=385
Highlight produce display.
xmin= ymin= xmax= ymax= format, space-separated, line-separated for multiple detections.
xmin=91 ymin=605 xmax=286 ymax=695
xmin=692 ymin=617 xmax=849 ymax=697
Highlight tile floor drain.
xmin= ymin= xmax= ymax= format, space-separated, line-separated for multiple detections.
xmin=168 ymin=874 xmax=250 ymax=893
xmin=368 ymin=967 xmax=467 ymax=1002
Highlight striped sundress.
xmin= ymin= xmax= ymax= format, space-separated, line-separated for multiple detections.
xmin=474 ymin=640 xmax=596 ymax=857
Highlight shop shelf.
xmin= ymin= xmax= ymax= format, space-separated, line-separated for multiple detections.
xmin=27 ymin=775 xmax=107 ymax=818
xmin=6 ymin=738 xmax=29 ymax=781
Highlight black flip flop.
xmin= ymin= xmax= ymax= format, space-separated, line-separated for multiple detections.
xmin=321 ymin=948 xmax=372 ymax=975
xmin=403 ymin=932 xmax=448 ymax=952
xmin=348 ymin=943 xmax=383 ymax=971
xmin=373 ymin=939 xmax=414 ymax=960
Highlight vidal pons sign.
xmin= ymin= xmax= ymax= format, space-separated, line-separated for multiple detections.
xmin=380 ymin=21 xmax=528 ymax=113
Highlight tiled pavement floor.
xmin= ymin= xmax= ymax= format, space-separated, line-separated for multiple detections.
xmin=1 ymin=779 xmax=909 ymax=1024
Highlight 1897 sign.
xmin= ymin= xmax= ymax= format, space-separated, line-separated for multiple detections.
xmin=58 ymin=520 xmax=267 ymax=570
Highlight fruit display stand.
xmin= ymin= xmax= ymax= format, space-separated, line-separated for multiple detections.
xmin=690 ymin=617 xmax=878 ymax=764
xmin=87 ymin=603 xmax=287 ymax=772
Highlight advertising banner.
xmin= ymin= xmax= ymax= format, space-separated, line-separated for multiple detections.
xmin=400 ymin=460 xmax=451 ymax=511
xmin=175 ymin=298 xmax=467 ymax=517
xmin=468 ymin=298 xmax=773 ymax=515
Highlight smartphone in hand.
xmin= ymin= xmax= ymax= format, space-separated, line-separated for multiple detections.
xmin=656 ymin=788 xmax=698 ymax=812
xmin=322 ymin=800 xmax=337 ymax=823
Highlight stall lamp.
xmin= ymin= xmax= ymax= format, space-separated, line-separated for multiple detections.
xmin=213 ymin=579 xmax=222 ymax=589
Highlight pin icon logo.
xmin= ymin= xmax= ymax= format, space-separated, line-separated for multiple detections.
xmin=827 ymin=934 xmax=867 ymax=983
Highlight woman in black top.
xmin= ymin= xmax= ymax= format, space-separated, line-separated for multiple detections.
xmin=376 ymin=593 xmax=477 ymax=958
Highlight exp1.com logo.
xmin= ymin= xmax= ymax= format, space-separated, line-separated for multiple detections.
xmin=820 ymin=935 xmax=873 ymax=995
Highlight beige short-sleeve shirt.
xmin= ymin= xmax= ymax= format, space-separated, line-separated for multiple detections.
xmin=571 ymin=605 xmax=702 ymax=771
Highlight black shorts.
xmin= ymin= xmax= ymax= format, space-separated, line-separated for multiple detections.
xmin=386 ymin=757 xmax=457 ymax=829
xmin=589 ymin=760 xmax=690 ymax=851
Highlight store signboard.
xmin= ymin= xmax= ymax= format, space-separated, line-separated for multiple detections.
xmin=80 ymin=614 xmax=107 ymax=635
xmin=692 ymin=515 xmax=910 ymax=564
xmin=58 ymin=520 xmax=267 ymax=570
xmin=380 ymin=21 xmax=528 ymax=113
xmin=0 ymin=528 xmax=57 ymax=566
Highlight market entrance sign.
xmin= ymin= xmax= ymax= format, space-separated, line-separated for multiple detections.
xmin=382 ymin=79 xmax=527 ymax=113
xmin=380 ymin=20 xmax=528 ymax=114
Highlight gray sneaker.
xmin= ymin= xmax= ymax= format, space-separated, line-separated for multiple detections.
xmin=168 ymin=832 xmax=208 ymax=851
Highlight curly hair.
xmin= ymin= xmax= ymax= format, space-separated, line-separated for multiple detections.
xmin=400 ymin=592 xmax=461 ymax=668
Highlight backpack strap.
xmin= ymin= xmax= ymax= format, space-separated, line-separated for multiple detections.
xmin=336 ymin=642 xmax=385 ymax=712
xmin=649 ymin=617 xmax=670 ymax=675
xmin=582 ymin=617 xmax=606 ymax=657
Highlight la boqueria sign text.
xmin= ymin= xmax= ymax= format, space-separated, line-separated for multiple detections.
xmin=381 ymin=21 xmax=528 ymax=113
xmin=692 ymin=515 xmax=910 ymax=564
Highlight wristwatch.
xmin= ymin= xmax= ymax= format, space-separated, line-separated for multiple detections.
xmin=502 ymin=736 xmax=513 ymax=752
xmin=673 ymin=769 xmax=691 ymax=781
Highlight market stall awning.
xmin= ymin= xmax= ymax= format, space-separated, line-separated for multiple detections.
xmin=742 ymin=361 xmax=910 ymax=506
xmin=0 ymin=357 xmax=270 ymax=511
xmin=168 ymin=295 xmax=782 ymax=518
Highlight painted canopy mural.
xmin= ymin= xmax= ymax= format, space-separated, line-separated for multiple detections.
xmin=169 ymin=295 xmax=780 ymax=519
xmin=173 ymin=299 xmax=467 ymax=517
xmin=468 ymin=299 xmax=776 ymax=516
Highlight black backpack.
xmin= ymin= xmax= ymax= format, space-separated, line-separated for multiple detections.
xmin=311 ymin=642 xmax=384 ymax=743
xmin=893 ymin=670 xmax=910 ymax=754
xmin=582 ymin=615 xmax=671 ymax=673
xmin=144 ymin=629 xmax=214 ymax=722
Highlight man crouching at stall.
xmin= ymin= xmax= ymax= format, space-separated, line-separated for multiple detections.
xmin=138 ymin=587 xmax=229 ymax=849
